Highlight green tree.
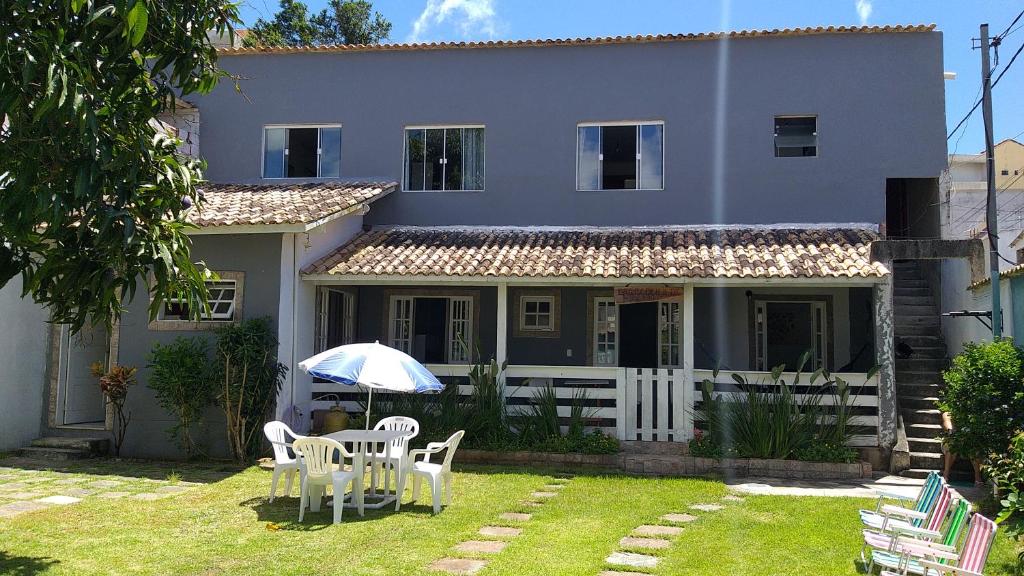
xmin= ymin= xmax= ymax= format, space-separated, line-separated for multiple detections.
xmin=244 ymin=0 xmax=391 ymax=48
xmin=0 ymin=1 xmax=239 ymax=333
xmin=147 ymin=337 xmax=216 ymax=457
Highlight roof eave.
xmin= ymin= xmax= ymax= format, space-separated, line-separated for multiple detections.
xmin=187 ymin=201 xmax=372 ymax=235
xmin=300 ymin=273 xmax=888 ymax=286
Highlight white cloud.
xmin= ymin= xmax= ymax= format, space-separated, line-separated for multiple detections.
xmin=408 ymin=0 xmax=500 ymax=42
xmin=855 ymin=0 xmax=873 ymax=25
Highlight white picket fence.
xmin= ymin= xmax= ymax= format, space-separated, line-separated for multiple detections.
xmin=617 ymin=368 xmax=692 ymax=442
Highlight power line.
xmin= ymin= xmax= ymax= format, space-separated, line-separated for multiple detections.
xmin=947 ymin=21 xmax=1024 ymax=142
xmin=998 ymin=9 xmax=1024 ymax=40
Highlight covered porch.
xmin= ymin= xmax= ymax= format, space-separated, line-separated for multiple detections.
xmin=295 ymin=226 xmax=895 ymax=457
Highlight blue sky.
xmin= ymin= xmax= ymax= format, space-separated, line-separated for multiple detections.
xmin=238 ymin=0 xmax=1024 ymax=154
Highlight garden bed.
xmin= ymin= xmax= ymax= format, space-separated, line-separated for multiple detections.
xmin=456 ymin=449 xmax=872 ymax=480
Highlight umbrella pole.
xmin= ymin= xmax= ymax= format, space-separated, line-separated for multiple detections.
xmin=365 ymin=388 xmax=372 ymax=430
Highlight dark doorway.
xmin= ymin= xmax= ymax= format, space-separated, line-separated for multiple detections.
xmin=885 ymin=177 xmax=940 ymax=239
xmin=618 ymin=302 xmax=658 ymax=368
xmin=413 ymin=298 xmax=446 ymax=363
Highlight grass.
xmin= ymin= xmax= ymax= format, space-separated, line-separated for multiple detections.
xmin=0 ymin=458 xmax=1020 ymax=575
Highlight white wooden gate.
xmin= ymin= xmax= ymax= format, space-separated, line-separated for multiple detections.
xmin=616 ymin=368 xmax=692 ymax=442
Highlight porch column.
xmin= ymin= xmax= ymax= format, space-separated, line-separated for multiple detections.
xmin=874 ymin=276 xmax=897 ymax=452
xmin=681 ymin=284 xmax=695 ymax=440
xmin=276 ymin=232 xmax=296 ymax=424
xmin=496 ymin=283 xmax=508 ymax=371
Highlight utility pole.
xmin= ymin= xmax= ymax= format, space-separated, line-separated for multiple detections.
xmin=981 ymin=23 xmax=1002 ymax=338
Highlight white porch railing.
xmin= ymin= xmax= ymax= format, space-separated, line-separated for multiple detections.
xmin=311 ymin=365 xmax=880 ymax=448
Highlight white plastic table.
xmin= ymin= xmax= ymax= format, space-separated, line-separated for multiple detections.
xmin=324 ymin=428 xmax=411 ymax=510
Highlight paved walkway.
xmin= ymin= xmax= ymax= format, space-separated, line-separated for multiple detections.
xmin=726 ymin=474 xmax=986 ymax=502
xmin=0 ymin=461 xmax=201 ymax=519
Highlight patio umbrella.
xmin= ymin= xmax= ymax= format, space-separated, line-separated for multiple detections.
xmin=298 ymin=341 xmax=443 ymax=429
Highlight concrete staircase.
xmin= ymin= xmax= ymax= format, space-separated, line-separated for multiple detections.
xmin=892 ymin=260 xmax=949 ymax=480
xmin=19 ymin=437 xmax=109 ymax=461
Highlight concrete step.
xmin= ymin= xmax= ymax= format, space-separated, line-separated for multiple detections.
xmin=894 ymin=295 xmax=936 ymax=306
xmin=907 ymin=423 xmax=944 ymax=439
xmin=18 ymin=446 xmax=93 ymax=461
xmin=896 ymin=371 xmax=943 ymax=384
xmin=911 ymin=451 xmax=944 ymax=469
xmin=895 ymin=315 xmax=941 ymax=327
xmin=898 ymin=396 xmax=941 ymax=409
xmin=896 ymin=335 xmax=947 ymax=348
xmin=895 ymin=279 xmax=929 ymax=289
xmin=899 ymin=468 xmax=939 ymax=479
xmin=895 ymin=324 xmax=943 ymax=336
xmin=30 ymin=437 xmax=109 ymax=453
xmin=897 ymin=346 xmax=947 ymax=360
xmin=903 ymin=408 xmax=943 ymax=426
xmin=898 ymin=383 xmax=943 ymax=397
xmin=908 ymin=436 xmax=944 ymax=453
xmin=894 ymin=287 xmax=933 ymax=297
xmin=896 ymin=358 xmax=948 ymax=372
xmin=894 ymin=304 xmax=938 ymax=316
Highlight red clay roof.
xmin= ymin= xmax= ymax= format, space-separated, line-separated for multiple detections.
xmin=222 ymin=24 xmax=936 ymax=55
xmin=189 ymin=181 xmax=396 ymax=229
xmin=302 ymin=226 xmax=888 ymax=280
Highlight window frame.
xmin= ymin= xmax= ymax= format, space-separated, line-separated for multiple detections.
xmin=383 ymin=290 xmax=481 ymax=364
xmin=261 ymin=124 xmax=343 ymax=180
xmin=149 ymin=271 xmax=245 ymax=331
xmin=748 ymin=295 xmax=832 ymax=372
xmin=511 ymin=289 xmax=562 ymax=339
xmin=589 ymin=294 xmax=619 ymax=367
xmin=576 ymin=120 xmax=665 ymax=192
xmin=402 ymin=124 xmax=486 ymax=193
xmin=773 ymin=115 xmax=818 ymax=158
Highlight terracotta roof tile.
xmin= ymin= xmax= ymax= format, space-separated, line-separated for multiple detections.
xmin=189 ymin=181 xmax=396 ymax=229
xmin=302 ymin=226 xmax=888 ymax=280
xmin=223 ymin=25 xmax=936 ymax=55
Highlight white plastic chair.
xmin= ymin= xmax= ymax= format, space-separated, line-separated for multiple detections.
xmin=293 ymin=437 xmax=364 ymax=524
xmin=367 ymin=416 xmax=420 ymax=492
xmin=263 ymin=421 xmax=304 ymax=503
xmin=400 ymin=430 xmax=465 ymax=514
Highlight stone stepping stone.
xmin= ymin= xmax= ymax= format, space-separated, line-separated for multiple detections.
xmin=155 ymin=485 xmax=191 ymax=494
xmin=520 ymin=501 xmax=543 ymax=508
xmin=20 ymin=477 xmax=53 ymax=484
xmin=132 ymin=493 xmax=172 ymax=501
xmin=722 ymin=494 xmax=745 ymax=502
xmin=479 ymin=526 xmax=522 ymax=538
xmin=498 ymin=512 xmax=531 ymax=522
xmin=0 ymin=474 xmax=21 ymax=480
xmin=599 ymin=571 xmax=650 ymax=576
xmin=428 ymin=558 xmax=487 ymax=575
xmin=690 ymin=503 xmax=725 ymax=512
xmin=606 ymin=551 xmax=659 ymax=569
xmin=0 ymin=501 xmax=50 ymax=518
xmin=542 ymin=484 xmax=565 ymax=490
xmin=619 ymin=536 xmax=671 ymax=550
xmin=5 ymin=492 xmax=46 ymax=501
xmin=55 ymin=478 xmax=88 ymax=485
xmin=531 ymin=491 xmax=557 ymax=498
xmin=36 ymin=495 xmax=80 ymax=505
xmin=661 ymin=513 xmax=698 ymax=524
xmin=0 ymin=483 xmax=30 ymax=492
xmin=87 ymin=480 xmax=122 ymax=489
xmin=62 ymin=488 xmax=95 ymax=498
xmin=97 ymin=492 xmax=131 ymax=499
xmin=633 ymin=525 xmax=684 ymax=538
xmin=455 ymin=540 xmax=507 ymax=554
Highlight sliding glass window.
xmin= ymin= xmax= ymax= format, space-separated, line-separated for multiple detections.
xmin=262 ymin=125 xmax=342 ymax=178
xmin=404 ymin=127 xmax=485 ymax=191
xmin=577 ymin=122 xmax=664 ymax=191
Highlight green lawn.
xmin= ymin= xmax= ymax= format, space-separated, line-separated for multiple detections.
xmin=0 ymin=459 xmax=1019 ymax=575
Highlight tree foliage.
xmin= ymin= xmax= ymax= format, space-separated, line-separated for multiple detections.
xmin=244 ymin=0 xmax=391 ymax=47
xmin=147 ymin=336 xmax=216 ymax=457
xmin=0 ymin=1 xmax=238 ymax=333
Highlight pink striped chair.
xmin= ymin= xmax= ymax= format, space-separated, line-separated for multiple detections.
xmin=880 ymin=513 xmax=998 ymax=576
xmin=862 ymin=483 xmax=956 ymax=565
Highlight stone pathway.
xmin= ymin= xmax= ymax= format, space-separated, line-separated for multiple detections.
xmin=0 ymin=464 xmax=199 ymax=519
xmin=428 ymin=475 xmax=573 ymax=575
xmin=601 ymin=492 xmax=744 ymax=574
xmin=726 ymin=474 xmax=985 ymax=502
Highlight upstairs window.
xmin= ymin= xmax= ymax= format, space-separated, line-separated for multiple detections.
xmin=263 ymin=125 xmax=342 ymax=178
xmin=774 ymin=116 xmax=817 ymax=157
xmin=404 ymin=127 xmax=485 ymax=191
xmin=577 ymin=122 xmax=664 ymax=191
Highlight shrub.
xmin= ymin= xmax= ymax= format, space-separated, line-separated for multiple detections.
xmin=90 ymin=363 xmax=137 ymax=457
xmin=939 ymin=339 xmax=1024 ymax=460
xmin=988 ymin=431 xmax=1024 ymax=537
xmin=793 ymin=441 xmax=859 ymax=463
xmin=214 ymin=318 xmax=287 ymax=462
xmin=688 ymin=429 xmax=725 ymax=458
xmin=147 ymin=337 xmax=215 ymax=457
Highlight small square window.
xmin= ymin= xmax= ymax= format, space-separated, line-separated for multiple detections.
xmin=1002 ymin=169 xmax=1010 ymax=176
xmin=774 ymin=116 xmax=817 ymax=157
xmin=519 ymin=296 xmax=554 ymax=332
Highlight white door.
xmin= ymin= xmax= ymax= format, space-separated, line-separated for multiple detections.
xmin=57 ymin=324 xmax=108 ymax=425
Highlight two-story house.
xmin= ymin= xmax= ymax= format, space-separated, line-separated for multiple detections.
xmin=33 ymin=25 xmax=947 ymax=469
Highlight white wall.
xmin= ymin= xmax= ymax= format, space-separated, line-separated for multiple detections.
xmin=0 ymin=278 xmax=49 ymax=450
xmin=277 ymin=213 xmax=365 ymax=432
xmin=940 ymin=257 xmax=1009 ymax=356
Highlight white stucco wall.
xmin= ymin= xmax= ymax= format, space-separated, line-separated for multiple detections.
xmin=0 ymin=278 xmax=49 ymax=450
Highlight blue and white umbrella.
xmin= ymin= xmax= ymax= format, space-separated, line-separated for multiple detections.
xmin=298 ymin=341 xmax=443 ymax=429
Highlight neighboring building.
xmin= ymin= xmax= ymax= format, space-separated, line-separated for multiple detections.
xmin=940 ymin=139 xmax=1024 ymax=355
xmin=0 ymin=279 xmax=48 ymax=452
xmin=26 ymin=25 xmax=949 ymax=468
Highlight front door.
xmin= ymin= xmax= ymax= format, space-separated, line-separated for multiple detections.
xmin=594 ymin=296 xmax=684 ymax=369
xmin=56 ymin=324 xmax=108 ymax=426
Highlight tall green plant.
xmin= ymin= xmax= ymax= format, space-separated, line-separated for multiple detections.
xmin=462 ymin=338 xmax=510 ymax=447
xmin=147 ymin=337 xmax=215 ymax=457
xmin=214 ymin=318 xmax=287 ymax=462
